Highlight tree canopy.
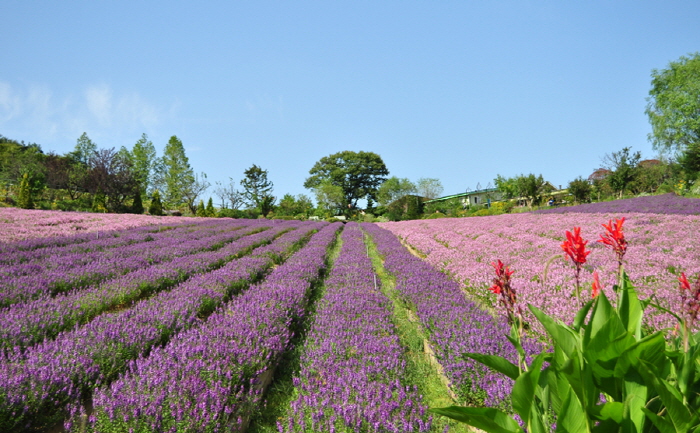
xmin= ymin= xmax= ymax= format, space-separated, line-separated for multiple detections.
xmin=646 ymin=52 xmax=700 ymax=153
xmin=304 ymin=150 xmax=388 ymax=214
xmin=376 ymin=177 xmax=416 ymax=206
xmin=240 ymin=164 xmax=274 ymax=214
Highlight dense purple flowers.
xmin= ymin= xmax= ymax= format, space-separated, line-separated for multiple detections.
xmin=283 ymin=223 xmax=431 ymax=432
xmin=363 ymin=223 xmax=540 ymax=408
xmin=0 ymin=220 xmax=322 ymax=430
xmin=84 ymin=222 xmax=339 ymax=432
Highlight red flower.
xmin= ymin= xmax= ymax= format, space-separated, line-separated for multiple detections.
xmin=600 ymin=218 xmax=627 ymax=266
xmin=489 ymin=259 xmax=521 ymax=326
xmin=561 ymin=227 xmax=590 ymax=266
xmin=679 ymin=272 xmax=691 ymax=291
xmin=591 ymin=271 xmax=601 ymax=298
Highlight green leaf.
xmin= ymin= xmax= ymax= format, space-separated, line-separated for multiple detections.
xmin=572 ymin=299 xmax=595 ymax=332
xmin=614 ymin=332 xmax=666 ymax=378
xmin=639 ymin=360 xmax=693 ymax=431
xmin=642 ymin=407 xmax=677 ymax=433
xmin=617 ymin=271 xmax=644 ymax=339
xmin=590 ymin=401 xmax=624 ymax=424
xmin=530 ymin=305 xmax=580 ymax=359
xmin=512 ymin=353 xmax=546 ymax=423
xmin=623 ymin=377 xmax=648 ymax=433
xmin=555 ymin=386 xmax=588 ymax=433
xmin=464 ymin=353 xmax=520 ymax=380
xmin=430 ymin=406 xmax=523 ymax=433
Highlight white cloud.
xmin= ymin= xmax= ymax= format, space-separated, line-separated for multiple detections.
xmin=0 ymin=81 xmax=173 ymax=148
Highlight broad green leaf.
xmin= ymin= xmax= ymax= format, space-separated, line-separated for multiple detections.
xmin=430 ymin=406 xmax=523 ymax=433
xmin=642 ymin=407 xmax=677 ymax=433
xmin=512 ymin=353 xmax=546 ymax=422
xmin=639 ymin=360 xmax=693 ymax=431
xmin=584 ymin=289 xmax=615 ymax=345
xmin=555 ymin=386 xmax=588 ymax=433
xmin=572 ymin=299 xmax=595 ymax=332
xmin=590 ymin=401 xmax=624 ymax=423
xmin=617 ymin=271 xmax=644 ymax=338
xmin=623 ymin=377 xmax=648 ymax=433
xmin=530 ymin=305 xmax=580 ymax=359
xmin=465 ymin=353 xmax=520 ymax=380
xmin=614 ymin=332 xmax=666 ymax=378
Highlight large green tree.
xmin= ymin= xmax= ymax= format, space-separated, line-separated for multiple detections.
xmin=154 ymin=135 xmax=195 ymax=209
xmin=415 ymin=177 xmax=443 ymax=200
xmin=131 ymin=133 xmax=157 ymax=197
xmin=72 ymin=132 xmax=97 ymax=165
xmin=376 ymin=176 xmax=416 ymax=206
xmin=602 ymin=147 xmax=641 ymax=198
xmin=304 ymin=150 xmax=389 ymax=214
xmin=646 ymin=52 xmax=700 ymax=154
xmin=240 ymin=164 xmax=274 ymax=213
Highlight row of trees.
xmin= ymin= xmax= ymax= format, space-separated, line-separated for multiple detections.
xmin=1 ymin=133 xmax=210 ymax=214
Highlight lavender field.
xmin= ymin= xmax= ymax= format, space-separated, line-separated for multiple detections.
xmin=1 ymin=197 xmax=696 ymax=432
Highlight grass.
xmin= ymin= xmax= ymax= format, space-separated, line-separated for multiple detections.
xmin=246 ymin=228 xmax=342 ymax=433
xmin=362 ymin=230 xmax=473 ymax=433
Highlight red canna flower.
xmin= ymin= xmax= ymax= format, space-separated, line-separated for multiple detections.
xmin=600 ymin=217 xmax=627 ymax=269
xmin=561 ymin=227 xmax=590 ymax=304
xmin=679 ymin=272 xmax=700 ymax=331
xmin=561 ymin=227 xmax=591 ymax=266
xmin=489 ymin=259 xmax=522 ymax=327
xmin=591 ymin=271 xmax=601 ymax=298
xmin=679 ymin=272 xmax=691 ymax=292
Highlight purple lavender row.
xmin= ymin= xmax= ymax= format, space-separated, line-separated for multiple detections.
xmin=0 ymin=220 xmax=252 ymax=308
xmin=0 ymin=219 xmax=220 ymax=266
xmin=0 ymin=221 xmax=313 ymax=431
xmin=362 ymin=223 xmax=541 ymax=408
xmin=283 ymin=222 xmax=430 ymax=433
xmin=83 ymin=222 xmax=340 ymax=432
xmin=0 ymin=223 xmax=281 ymax=352
xmin=0 ymin=219 xmax=241 ymax=280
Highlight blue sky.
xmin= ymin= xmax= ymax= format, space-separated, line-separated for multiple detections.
xmin=2 ymin=1 xmax=699 ymax=203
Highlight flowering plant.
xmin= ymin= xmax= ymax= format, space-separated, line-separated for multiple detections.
xmin=433 ymin=221 xmax=700 ymax=433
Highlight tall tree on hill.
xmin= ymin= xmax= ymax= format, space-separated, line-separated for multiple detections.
xmin=415 ymin=177 xmax=443 ymax=200
xmin=377 ymin=177 xmax=416 ymax=206
xmin=304 ymin=150 xmax=389 ymax=215
xmin=646 ymin=52 xmax=700 ymax=155
xmin=240 ymin=164 xmax=274 ymax=213
xmin=602 ymin=147 xmax=641 ymax=198
xmin=131 ymin=133 xmax=157 ymax=197
xmin=153 ymin=135 xmax=195 ymax=210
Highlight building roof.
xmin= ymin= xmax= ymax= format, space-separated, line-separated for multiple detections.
xmin=424 ymin=187 xmax=499 ymax=203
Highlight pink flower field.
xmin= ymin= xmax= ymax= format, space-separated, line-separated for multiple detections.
xmin=379 ymin=212 xmax=700 ymax=335
xmin=0 ymin=208 xmax=204 ymax=243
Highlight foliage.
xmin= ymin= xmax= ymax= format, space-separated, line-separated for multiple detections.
xmin=416 ymin=177 xmax=444 ymax=200
xmin=131 ymin=187 xmax=144 ymax=214
xmin=181 ymin=172 xmax=210 ymax=215
xmin=196 ymin=199 xmax=206 ymax=216
xmin=496 ymin=173 xmax=552 ymax=207
xmin=377 ymin=176 xmax=417 ymax=206
xmin=602 ymin=147 xmax=642 ymax=198
xmin=678 ymin=142 xmax=700 ymax=182
xmin=153 ymin=135 xmax=195 ymax=209
xmin=86 ymin=148 xmax=140 ymax=213
xmin=646 ymin=52 xmax=700 ymax=154
xmin=304 ymin=150 xmax=389 ymax=214
xmin=131 ymin=133 xmax=157 ymax=197
xmin=148 ymin=190 xmax=164 ymax=216
xmin=17 ymin=172 xmax=33 ymax=209
xmin=205 ymin=197 xmax=215 ymax=217
xmin=386 ymin=194 xmax=424 ymax=221
xmin=213 ymin=177 xmax=245 ymax=209
xmin=568 ymin=177 xmax=592 ymax=204
xmin=312 ymin=180 xmax=346 ymax=217
xmin=240 ymin=164 xmax=274 ymax=212
xmin=276 ymin=193 xmax=313 ymax=217
xmin=71 ymin=132 xmax=97 ymax=165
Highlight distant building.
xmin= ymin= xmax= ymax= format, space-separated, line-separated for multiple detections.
xmin=424 ymin=187 xmax=502 ymax=208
